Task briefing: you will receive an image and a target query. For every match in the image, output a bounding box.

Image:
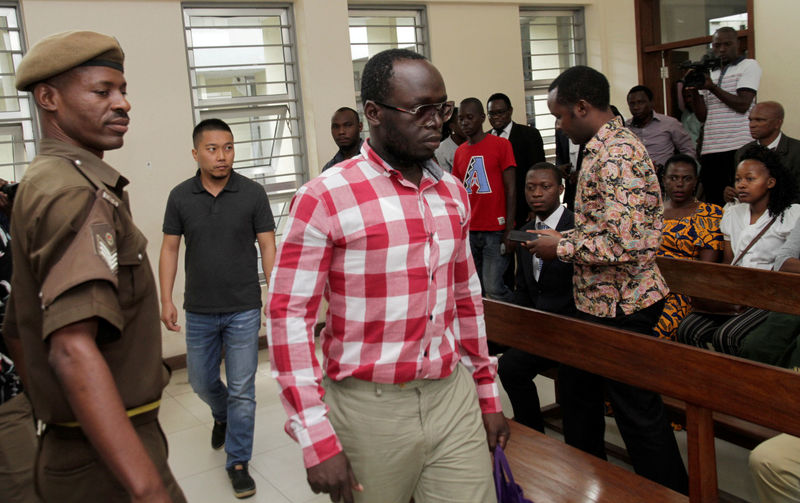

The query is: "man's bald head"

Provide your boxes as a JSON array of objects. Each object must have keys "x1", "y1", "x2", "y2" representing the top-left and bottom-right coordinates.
[
  {"x1": 749, "y1": 101, "x2": 785, "y2": 144},
  {"x1": 753, "y1": 101, "x2": 785, "y2": 121}
]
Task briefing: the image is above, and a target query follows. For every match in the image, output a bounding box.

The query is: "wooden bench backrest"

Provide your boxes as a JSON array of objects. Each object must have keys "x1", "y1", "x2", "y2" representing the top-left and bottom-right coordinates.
[
  {"x1": 656, "y1": 256, "x2": 800, "y2": 316},
  {"x1": 484, "y1": 298, "x2": 800, "y2": 502},
  {"x1": 484, "y1": 299, "x2": 800, "y2": 437}
]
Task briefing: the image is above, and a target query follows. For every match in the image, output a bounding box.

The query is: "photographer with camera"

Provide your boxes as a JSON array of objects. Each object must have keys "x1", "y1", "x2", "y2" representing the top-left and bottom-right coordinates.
[{"x1": 686, "y1": 26, "x2": 762, "y2": 206}]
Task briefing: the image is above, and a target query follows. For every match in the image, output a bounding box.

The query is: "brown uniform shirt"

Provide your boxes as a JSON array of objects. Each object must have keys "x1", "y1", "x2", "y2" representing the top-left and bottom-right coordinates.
[{"x1": 4, "y1": 139, "x2": 168, "y2": 423}]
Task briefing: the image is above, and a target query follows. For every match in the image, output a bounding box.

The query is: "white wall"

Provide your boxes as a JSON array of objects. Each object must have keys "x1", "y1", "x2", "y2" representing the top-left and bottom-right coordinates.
[
  {"x1": 754, "y1": 0, "x2": 800, "y2": 136},
  {"x1": 584, "y1": 0, "x2": 638, "y2": 111},
  {"x1": 428, "y1": 3, "x2": 528, "y2": 124},
  {"x1": 294, "y1": 0, "x2": 355, "y2": 176}
]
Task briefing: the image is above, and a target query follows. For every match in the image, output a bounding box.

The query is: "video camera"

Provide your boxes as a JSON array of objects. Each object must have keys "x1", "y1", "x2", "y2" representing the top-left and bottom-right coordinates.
[{"x1": 680, "y1": 54, "x2": 722, "y2": 88}]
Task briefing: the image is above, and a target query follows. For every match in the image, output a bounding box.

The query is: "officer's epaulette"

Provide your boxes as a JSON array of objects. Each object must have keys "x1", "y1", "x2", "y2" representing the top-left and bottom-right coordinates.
[{"x1": 71, "y1": 158, "x2": 120, "y2": 208}]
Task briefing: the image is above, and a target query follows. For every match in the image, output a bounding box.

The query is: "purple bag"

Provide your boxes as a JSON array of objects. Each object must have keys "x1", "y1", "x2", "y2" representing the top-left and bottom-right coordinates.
[{"x1": 494, "y1": 445, "x2": 533, "y2": 503}]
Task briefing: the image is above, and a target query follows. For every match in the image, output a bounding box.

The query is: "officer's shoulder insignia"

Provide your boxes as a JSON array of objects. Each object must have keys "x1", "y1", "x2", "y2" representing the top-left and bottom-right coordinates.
[
  {"x1": 91, "y1": 223, "x2": 117, "y2": 275},
  {"x1": 101, "y1": 190, "x2": 120, "y2": 208}
]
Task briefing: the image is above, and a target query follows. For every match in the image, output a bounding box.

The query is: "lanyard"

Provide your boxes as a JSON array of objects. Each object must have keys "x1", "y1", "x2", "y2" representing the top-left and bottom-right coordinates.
[{"x1": 716, "y1": 56, "x2": 745, "y2": 87}]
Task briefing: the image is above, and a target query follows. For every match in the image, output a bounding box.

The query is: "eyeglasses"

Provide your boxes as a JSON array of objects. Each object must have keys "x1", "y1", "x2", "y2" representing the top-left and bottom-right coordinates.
[
  {"x1": 372, "y1": 100, "x2": 455, "y2": 123},
  {"x1": 487, "y1": 108, "x2": 510, "y2": 118}
]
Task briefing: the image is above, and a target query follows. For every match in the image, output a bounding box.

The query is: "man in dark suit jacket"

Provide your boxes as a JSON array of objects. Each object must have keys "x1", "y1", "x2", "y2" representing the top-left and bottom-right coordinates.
[
  {"x1": 487, "y1": 93, "x2": 545, "y2": 228},
  {"x1": 731, "y1": 101, "x2": 800, "y2": 202},
  {"x1": 498, "y1": 162, "x2": 575, "y2": 432},
  {"x1": 555, "y1": 128, "x2": 583, "y2": 211}
]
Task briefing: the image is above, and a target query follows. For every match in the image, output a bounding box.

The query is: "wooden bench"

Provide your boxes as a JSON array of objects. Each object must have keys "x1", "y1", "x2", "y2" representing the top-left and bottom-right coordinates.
[
  {"x1": 656, "y1": 256, "x2": 800, "y2": 316},
  {"x1": 535, "y1": 257, "x2": 800, "y2": 452},
  {"x1": 657, "y1": 257, "x2": 800, "y2": 449},
  {"x1": 484, "y1": 289, "x2": 800, "y2": 502},
  {"x1": 505, "y1": 421, "x2": 685, "y2": 502}
]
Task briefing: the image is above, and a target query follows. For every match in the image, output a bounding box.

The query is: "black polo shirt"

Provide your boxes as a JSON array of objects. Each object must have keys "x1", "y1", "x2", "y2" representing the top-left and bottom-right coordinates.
[{"x1": 163, "y1": 171, "x2": 275, "y2": 313}]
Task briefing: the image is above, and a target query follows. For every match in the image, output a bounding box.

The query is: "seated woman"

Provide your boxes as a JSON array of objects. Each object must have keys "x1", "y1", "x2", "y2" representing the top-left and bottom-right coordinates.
[
  {"x1": 739, "y1": 218, "x2": 800, "y2": 367},
  {"x1": 677, "y1": 145, "x2": 800, "y2": 355},
  {"x1": 653, "y1": 154, "x2": 723, "y2": 340}
]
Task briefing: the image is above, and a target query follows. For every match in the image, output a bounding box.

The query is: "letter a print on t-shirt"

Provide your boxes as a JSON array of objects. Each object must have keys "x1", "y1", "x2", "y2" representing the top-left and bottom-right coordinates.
[{"x1": 464, "y1": 156, "x2": 492, "y2": 194}]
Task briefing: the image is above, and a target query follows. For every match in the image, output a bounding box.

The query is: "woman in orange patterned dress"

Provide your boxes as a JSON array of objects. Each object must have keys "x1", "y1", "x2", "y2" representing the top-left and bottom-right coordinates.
[{"x1": 653, "y1": 154, "x2": 724, "y2": 339}]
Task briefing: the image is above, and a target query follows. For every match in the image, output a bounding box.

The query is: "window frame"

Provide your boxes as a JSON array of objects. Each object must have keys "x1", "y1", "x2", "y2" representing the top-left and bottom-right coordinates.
[
  {"x1": 347, "y1": 4, "x2": 428, "y2": 130},
  {"x1": 519, "y1": 7, "x2": 586, "y2": 160},
  {"x1": 182, "y1": 3, "x2": 307, "y2": 280},
  {"x1": 0, "y1": 2, "x2": 37, "y2": 182}
]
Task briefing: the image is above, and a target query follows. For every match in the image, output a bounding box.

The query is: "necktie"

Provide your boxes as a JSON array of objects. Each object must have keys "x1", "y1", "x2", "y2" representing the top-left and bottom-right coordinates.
[
  {"x1": 494, "y1": 128, "x2": 505, "y2": 137},
  {"x1": 533, "y1": 222, "x2": 549, "y2": 281}
]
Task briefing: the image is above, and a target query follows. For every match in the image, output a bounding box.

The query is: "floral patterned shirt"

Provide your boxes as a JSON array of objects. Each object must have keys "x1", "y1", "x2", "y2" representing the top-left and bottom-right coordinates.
[{"x1": 557, "y1": 117, "x2": 668, "y2": 317}]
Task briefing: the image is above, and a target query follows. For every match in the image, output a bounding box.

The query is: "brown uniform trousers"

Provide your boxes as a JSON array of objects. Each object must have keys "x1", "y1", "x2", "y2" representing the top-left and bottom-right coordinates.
[
  {"x1": 0, "y1": 393, "x2": 37, "y2": 503},
  {"x1": 38, "y1": 409, "x2": 184, "y2": 503}
]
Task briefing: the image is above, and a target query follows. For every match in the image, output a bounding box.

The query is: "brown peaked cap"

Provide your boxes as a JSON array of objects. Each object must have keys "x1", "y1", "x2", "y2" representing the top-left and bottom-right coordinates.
[{"x1": 16, "y1": 30, "x2": 124, "y2": 91}]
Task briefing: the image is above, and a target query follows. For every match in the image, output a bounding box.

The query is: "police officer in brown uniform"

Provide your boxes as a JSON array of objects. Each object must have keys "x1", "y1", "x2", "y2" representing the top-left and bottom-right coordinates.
[{"x1": 1, "y1": 31, "x2": 186, "y2": 502}]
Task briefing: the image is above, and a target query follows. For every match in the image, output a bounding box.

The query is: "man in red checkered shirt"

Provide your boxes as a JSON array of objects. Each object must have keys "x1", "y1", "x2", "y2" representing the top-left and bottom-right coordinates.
[{"x1": 267, "y1": 49, "x2": 509, "y2": 503}]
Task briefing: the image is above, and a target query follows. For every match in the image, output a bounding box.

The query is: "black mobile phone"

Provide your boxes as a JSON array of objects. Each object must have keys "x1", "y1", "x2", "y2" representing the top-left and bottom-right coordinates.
[{"x1": 508, "y1": 230, "x2": 539, "y2": 243}]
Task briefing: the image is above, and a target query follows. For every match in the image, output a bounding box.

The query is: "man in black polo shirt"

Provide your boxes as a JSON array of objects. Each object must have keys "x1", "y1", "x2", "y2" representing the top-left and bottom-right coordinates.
[{"x1": 159, "y1": 118, "x2": 276, "y2": 499}]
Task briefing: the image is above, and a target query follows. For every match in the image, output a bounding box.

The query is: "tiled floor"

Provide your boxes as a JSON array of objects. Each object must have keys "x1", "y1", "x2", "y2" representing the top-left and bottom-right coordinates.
[
  {"x1": 161, "y1": 350, "x2": 329, "y2": 503},
  {"x1": 160, "y1": 349, "x2": 758, "y2": 502}
]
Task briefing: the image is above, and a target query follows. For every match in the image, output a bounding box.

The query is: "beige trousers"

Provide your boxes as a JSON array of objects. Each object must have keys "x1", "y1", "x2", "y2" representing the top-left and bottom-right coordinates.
[
  {"x1": 323, "y1": 363, "x2": 496, "y2": 503},
  {"x1": 750, "y1": 434, "x2": 800, "y2": 503}
]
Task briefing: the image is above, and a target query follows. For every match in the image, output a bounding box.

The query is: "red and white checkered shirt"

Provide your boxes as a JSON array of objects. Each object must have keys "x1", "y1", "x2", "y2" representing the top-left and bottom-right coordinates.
[{"x1": 267, "y1": 141, "x2": 501, "y2": 468}]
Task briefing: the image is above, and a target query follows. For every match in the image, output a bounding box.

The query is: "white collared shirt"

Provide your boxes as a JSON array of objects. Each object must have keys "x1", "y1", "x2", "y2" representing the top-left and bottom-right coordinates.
[
  {"x1": 765, "y1": 132, "x2": 783, "y2": 150},
  {"x1": 533, "y1": 205, "x2": 566, "y2": 280},
  {"x1": 568, "y1": 140, "x2": 581, "y2": 172},
  {"x1": 721, "y1": 203, "x2": 800, "y2": 269},
  {"x1": 492, "y1": 121, "x2": 513, "y2": 139}
]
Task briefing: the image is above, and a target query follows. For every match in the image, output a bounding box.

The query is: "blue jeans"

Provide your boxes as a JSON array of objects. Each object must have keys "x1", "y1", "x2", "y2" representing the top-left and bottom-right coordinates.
[
  {"x1": 469, "y1": 231, "x2": 514, "y2": 302},
  {"x1": 185, "y1": 308, "x2": 260, "y2": 469}
]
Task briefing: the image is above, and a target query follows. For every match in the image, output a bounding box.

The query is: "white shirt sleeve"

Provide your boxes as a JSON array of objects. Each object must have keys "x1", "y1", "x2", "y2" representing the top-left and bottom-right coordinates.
[
  {"x1": 736, "y1": 59, "x2": 762, "y2": 91},
  {"x1": 774, "y1": 214, "x2": 800, "y2": 271},
  {"x1": 720, "y1": 203, "x2": 737, "y2": 241}
]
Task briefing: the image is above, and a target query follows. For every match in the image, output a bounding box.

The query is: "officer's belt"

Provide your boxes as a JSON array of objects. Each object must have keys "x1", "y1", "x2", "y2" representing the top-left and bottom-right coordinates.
[{"x1": 52, "y1": 399, "x2": 160, "y2": 428}]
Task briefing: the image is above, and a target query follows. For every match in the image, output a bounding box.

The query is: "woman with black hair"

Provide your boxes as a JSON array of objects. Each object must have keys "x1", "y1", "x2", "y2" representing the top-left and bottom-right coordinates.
[
  {"x1": 677, "y1": 144, "x2": 800, "y2": 355},
  {"x1": 653, "y1": 154, "x2": 724, "y2": 340}
]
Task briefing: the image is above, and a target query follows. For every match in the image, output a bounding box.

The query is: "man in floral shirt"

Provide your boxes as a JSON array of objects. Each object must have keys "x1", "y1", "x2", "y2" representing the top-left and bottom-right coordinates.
[{"x1": 527, "y1": 65, "x2": 688, "y2": 494}]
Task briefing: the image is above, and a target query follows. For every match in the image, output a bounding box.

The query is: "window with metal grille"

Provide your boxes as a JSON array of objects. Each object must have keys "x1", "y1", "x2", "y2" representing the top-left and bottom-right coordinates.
[
  {"x1": 348, "y1": 6, "x2": 427, "y2": 130},
  {"x1": 0, "y1": 3, "x2": 36, "y2": 182},
  {"x1": 183, "y1": 5, "x2": 305, "y2": 280},
  {"x1": 520, "y1": 9, "x2": 585, "y2": 160}
]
